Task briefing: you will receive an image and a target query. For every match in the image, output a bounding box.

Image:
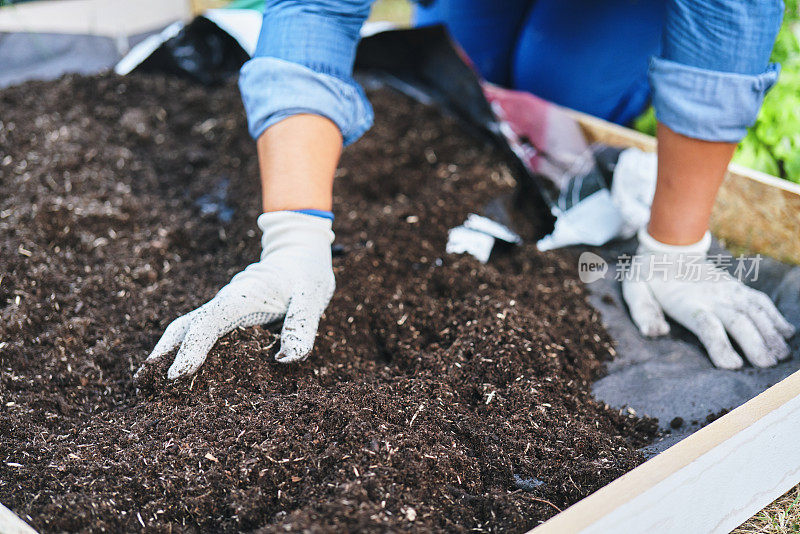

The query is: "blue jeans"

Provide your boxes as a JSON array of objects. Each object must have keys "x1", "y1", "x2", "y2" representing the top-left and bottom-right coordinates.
[
  {"x1": 416, "y1": 0, "x2": 665, "y2": 126},
  {"x1": 239, "y1": 0, "x2": 783, "y2": 145}
]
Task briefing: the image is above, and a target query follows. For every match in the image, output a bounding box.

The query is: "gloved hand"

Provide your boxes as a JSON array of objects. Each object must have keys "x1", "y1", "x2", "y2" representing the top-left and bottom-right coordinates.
[
  {"x1": 136, "y1": 211, "x2": 335, "y2": 380},
  {"x1": 622, "y1": 228, "x2": 795, "y2": 369}
]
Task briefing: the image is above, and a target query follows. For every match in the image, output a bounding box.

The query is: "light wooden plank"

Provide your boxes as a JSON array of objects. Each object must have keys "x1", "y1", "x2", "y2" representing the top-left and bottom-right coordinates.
[
  {"x1": 530, "y1": 369, "x2": 800, "y2": 534},
  {"x1": 565, "y1": 109, "x2": 800, "y2": 265},
  {"x1": 566, "y1": 110, "x2": 657, "y2": 152},
  {"x1": 0, "y1": 0, "x2": 191, "y2": 37},
  {"x1": 713, "y1": 163, "x2": 800, "y2": 265},
  {"x1": 0, "y1": 503, "x2": 38, "y2": 534}
]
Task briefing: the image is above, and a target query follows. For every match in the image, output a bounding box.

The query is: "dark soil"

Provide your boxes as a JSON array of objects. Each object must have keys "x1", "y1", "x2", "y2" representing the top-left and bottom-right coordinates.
[{"x1": 0, "y1": 73, "x2": 656, "y2": 533}]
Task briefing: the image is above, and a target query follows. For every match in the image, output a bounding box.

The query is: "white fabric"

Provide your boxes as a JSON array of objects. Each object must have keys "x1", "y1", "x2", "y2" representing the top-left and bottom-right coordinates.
[
  {"x1": 536, "y1": 148, "x2": 659, "y2": 251},
  {"x1": 202, "y1": 9, "x2": 263, "y2": 56},
  {"x1": 137, "y1": 211, "x2": 335, "y2": 380},
  {"x1": 610, "y1": 147, "x2": 658, "y2": 238},
  {"x1": 446, "y1": 226, "x2": 496, "y2": 264},
  {"x1": 446, "y1": 214, "x2": 521, "y2": 263},
  {"x1": 463, "y1": 213, "x2": 521, "y2": 243},
  {"x1": 536, "y1": 189, "x2": 624, "y2": 251},
  {"x1": 622, "y1": 227, "x2": 795, "y2": 369}
]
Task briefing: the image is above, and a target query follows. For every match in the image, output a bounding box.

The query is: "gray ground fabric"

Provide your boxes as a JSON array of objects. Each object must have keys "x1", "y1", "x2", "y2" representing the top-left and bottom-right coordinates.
[
  {"x1": 0, "y1": 30, "x2": 158, "y2": 89},
  {"x1": 584, "y1": 238, "x2": 800, "y2": 454}
]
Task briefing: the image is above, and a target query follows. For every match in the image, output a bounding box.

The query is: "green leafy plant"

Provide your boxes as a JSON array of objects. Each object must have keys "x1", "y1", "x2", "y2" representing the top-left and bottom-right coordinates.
[{"x1": 632, "y1": 106, "x2": 656, "y2": 137}]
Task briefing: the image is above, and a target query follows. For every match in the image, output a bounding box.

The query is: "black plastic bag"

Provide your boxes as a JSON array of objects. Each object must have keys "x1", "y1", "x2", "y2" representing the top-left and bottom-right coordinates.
[{"x1": 134, "y1": 17, "x2": 249, "y2": 86}]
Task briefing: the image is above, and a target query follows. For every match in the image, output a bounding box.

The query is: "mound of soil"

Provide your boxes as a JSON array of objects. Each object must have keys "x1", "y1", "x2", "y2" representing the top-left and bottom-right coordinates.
[{"x1": 0, "y1": 74, "x2": 656, "y2": 533}]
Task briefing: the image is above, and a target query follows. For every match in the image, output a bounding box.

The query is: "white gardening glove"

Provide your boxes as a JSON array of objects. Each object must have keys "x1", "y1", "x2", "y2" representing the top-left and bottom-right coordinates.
[
  {"x1": 610, "y1": 148, "x2": 658, "y2": 238},
  {"x1": 621, "y1": 228, "x2": 795, "y2": 369},
  {"x1": 137, "y1": 211, "x2": 335, "y2": 380}
]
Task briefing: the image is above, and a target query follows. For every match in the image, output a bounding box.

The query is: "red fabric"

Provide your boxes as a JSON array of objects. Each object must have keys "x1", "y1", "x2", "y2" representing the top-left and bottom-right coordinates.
[{"x1": 482, "y1": 82, "x2": 588, "y2": 189}]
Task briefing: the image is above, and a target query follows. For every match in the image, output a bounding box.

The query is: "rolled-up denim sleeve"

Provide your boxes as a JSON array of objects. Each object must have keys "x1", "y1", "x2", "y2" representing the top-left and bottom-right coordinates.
[
  {"x1": 238, "y1": 0, "x2": 374, "y2": 146},
  {"x1": 649, "y1": 0, "x2": 784, "y2": 142}
]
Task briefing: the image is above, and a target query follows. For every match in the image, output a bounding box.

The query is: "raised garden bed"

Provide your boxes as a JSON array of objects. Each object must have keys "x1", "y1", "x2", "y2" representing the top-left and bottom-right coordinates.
[{"x1": 0, "y1": 73, "x2": 657, "y2": 532}]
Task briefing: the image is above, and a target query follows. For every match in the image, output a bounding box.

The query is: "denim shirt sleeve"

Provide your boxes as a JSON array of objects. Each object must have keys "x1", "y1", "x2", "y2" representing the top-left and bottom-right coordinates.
[
  {"x1": 649, "y1": 0, "x2": 784, "y2": 143},
  {"x1": 238, "y1": 0, "x2": 374, "y2": 146}
]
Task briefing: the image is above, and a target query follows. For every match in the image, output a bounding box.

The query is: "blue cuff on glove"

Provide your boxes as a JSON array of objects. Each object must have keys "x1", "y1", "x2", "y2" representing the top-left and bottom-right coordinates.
[{"x1": 292, "y1": 209, "x2": 334, "y2": 221}]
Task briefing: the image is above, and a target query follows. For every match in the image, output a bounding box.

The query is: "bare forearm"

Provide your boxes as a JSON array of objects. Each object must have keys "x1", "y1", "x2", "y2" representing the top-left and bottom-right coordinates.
[
  {"x1": 647, "y1": 122, "x2": 736, "y2": 245},
  {"x1": 257, "y1": 114, "x2": 343, "y2": 213}
]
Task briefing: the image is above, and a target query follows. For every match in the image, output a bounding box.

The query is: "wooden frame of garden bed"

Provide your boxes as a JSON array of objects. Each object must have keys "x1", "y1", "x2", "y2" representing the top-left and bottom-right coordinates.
[
  {"x1": 570, "y1": 110, "x2": 800, "y2": 265},
  {"x1": 530, "y1": 368, "x2": 800, "y2": 534},
  {"x1": 528, "y1": 112, "x2": 800, "y2": 534},
  {"x1": 0, "y1": 503, "x2": 36, "y2": 534}
]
